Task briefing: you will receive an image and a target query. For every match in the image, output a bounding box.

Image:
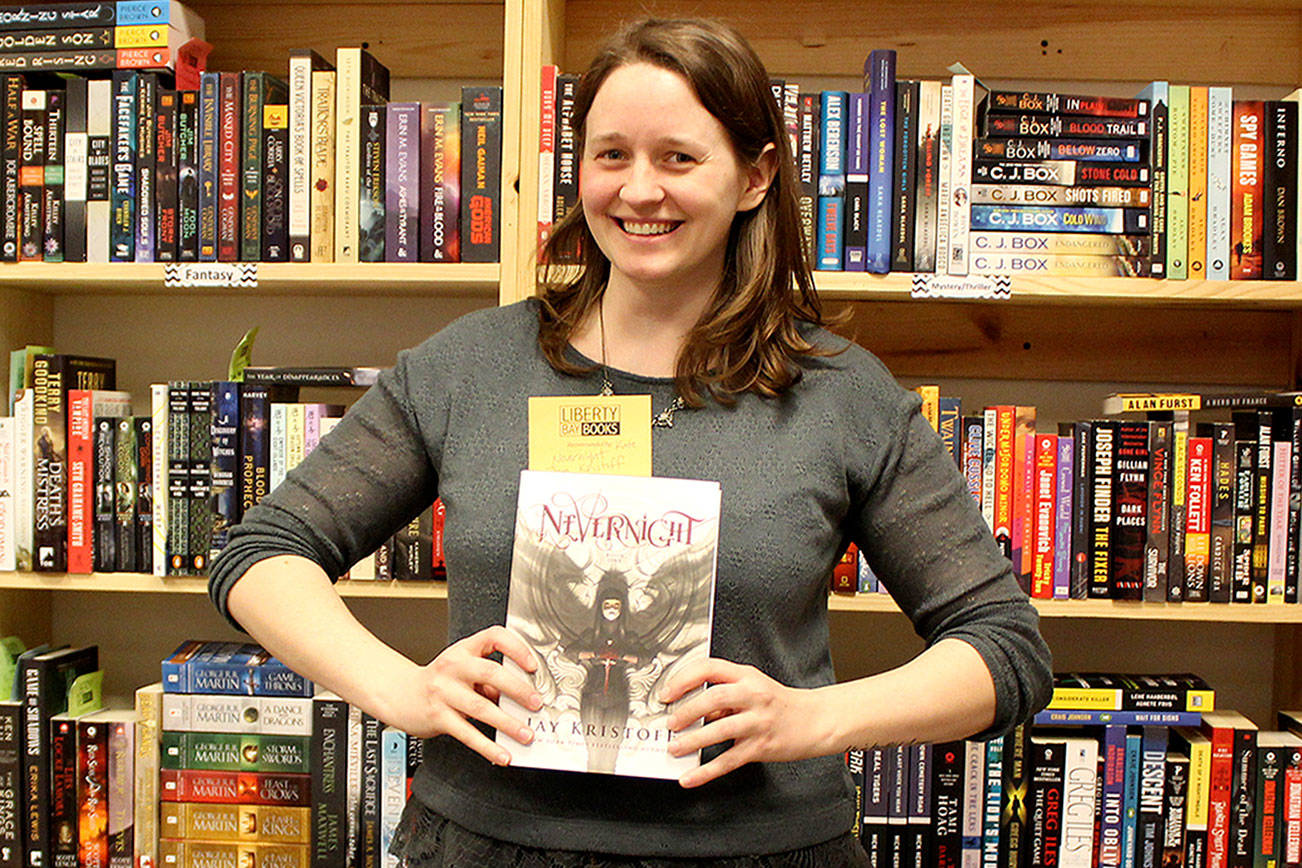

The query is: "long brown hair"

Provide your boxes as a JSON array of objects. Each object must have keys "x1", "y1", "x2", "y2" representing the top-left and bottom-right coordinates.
[{"x1": 536, "y1": 18, "x2": 840, "y2": 407}]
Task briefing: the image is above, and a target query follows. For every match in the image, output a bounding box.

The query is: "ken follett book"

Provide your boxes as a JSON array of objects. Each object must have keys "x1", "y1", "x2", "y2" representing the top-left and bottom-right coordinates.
[{"x1": 498, "y1": 470, "x2": 720, "y2": 780}]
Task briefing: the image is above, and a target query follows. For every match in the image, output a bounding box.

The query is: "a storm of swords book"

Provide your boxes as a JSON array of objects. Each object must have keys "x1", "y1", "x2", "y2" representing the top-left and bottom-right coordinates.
[{"x1": 498, "y1": 470, "x2": 720, "y2": 779}]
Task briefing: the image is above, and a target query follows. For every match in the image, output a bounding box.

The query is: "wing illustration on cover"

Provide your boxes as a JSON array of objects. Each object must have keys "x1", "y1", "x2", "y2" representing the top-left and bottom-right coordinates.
[{"x1": 509, "y1": 530, "x2": 714, "y2": 772}]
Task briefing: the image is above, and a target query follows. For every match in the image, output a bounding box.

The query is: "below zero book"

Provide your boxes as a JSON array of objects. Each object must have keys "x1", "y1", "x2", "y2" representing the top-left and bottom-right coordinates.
[{"x1": 498, "y1": 470, "x2": 720, "y2": 780}]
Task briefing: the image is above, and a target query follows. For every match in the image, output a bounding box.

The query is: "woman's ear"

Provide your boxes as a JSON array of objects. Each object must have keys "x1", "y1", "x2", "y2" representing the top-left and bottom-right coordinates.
[{"x1": 737, "y1": 142, "x2": 778, "y2": 212}]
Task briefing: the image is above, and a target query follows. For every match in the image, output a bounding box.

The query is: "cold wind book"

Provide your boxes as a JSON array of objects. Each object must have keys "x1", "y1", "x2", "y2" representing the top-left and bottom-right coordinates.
[{"x1": 497, "y1": 469, "x2": 720, "y2": 779}]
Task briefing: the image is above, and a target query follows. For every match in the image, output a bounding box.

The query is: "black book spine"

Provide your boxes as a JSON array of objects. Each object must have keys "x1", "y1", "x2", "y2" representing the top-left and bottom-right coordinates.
[
  {"x1": 113, "y1": 416, "x2": 137, "y2": 573},
  {"x1": 551, "y1": 74, "x2": 578, "y2": 235},
  {"x1": 165, "y1": 381, "x2": 190, "y2": 576},
  {"x1": 1089, "y1": 420, "x2": 1117, "y2": 598},
  {"x1": 1263, "y1": 101, "x2": 1297, "y2": 280},
  {"x1": 134, "y1": 71, "x2": 156, "y2": 262},
  {"x1": 358, "y1": 104, "x2": 383, "y2": 262},
  {"x1": 890, "y1": 79, "x2": 918, "y2": 272},
  {"x1": 187, "y1": 381, "x2": 213, "y2": 575},
  {"x1": 1249, "y1": 410, "x2": 1272, "y2": 603},
  {"x1": 0, "y1": 5, "x2": 116, "y2": 31},
  {"x1": 0, "y1": 700, "x2": 19, "y2": 868},
  {"x1": 18, "y1": 86, "x2": 45, "y2": 262},
  {"x1": 1, "y1": 73, "x2": 20, "y2": 261},
  {"x1": 997, "y1": 723, "x2": 1031, "y2": 868},
  {"x1": 1112, "y1": 420, "x2": 1150, "y2": 600},
  {"x1": 1230, "y1": 429, "x2": 1255, "y2": 603},
  {"x1": 1069, "y1": 420, "x2": 1094, "y2": 599},
  {"x1": 797, "y1": 91, "x2": 819, "y2": 267},
  {"x1": 260, "y1": 103, "x2": 289, "y2": 261},
  {"x1": 176, "y1": 89, "x2": 198, "y2": 260},
  {"x1": 154, "y1": 89, "x2": 177, "y2": 262},
  {"x1": 1201, "y1": 422, "x2": 1236, "y2": 603},
  {"x1": 92, "y1": 416, "x2": 116, "y2": 572},
  {"x1": 40, "y1": 87, "x2": 62, "y2": 262},
  {"x1": 1162, "y1": 753, "x2": 1189, "y2": 867},
  {"x1": 1148, "y1": 91, "x2": 1168, "y2": 278},
  {"x1": 1144, "y1": 421, "x2": 1173, "y2": 602},
  {"x1": 0, "y1": 28, "x2": 112, "y2": 53},
  {"x1": 310, "y1": 695, "x2": 348, "y2": 868},
  {"x1": 134, "y1": 415, "x2": 152, "y2": 573},
  {"x1": 1138, "y1": 727, "x2": 1168, "y2": 868},
  {"x1": 1227, "y1": 728, "x2": 1257, "y2": 868},
  {"x1": 47, "y1": 717, "x2": 77, "y2": 868},
  {"x1": 109, "y1": 70, "x2": 136, "y2": 261},
  {"x1": 460, "y1": 85, "x2": 501, "y2": 263}
]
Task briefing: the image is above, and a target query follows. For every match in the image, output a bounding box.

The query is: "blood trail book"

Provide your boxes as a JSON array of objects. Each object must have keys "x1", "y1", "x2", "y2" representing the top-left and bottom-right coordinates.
[{"x1": 498, "y1": 470, "x2": 720, "y2": 779}]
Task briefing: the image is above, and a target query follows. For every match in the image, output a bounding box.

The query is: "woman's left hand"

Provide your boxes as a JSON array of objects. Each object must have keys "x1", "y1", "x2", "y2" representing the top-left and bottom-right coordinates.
[{"x1": 659, "y1": 658, "x2": 833, "y2": 789}]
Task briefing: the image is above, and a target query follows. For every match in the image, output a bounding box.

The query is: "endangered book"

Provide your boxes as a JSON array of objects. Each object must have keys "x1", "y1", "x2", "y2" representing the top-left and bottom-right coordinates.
[{"x1": 498, "y1": 470, "x2": 721, "y2": 779}]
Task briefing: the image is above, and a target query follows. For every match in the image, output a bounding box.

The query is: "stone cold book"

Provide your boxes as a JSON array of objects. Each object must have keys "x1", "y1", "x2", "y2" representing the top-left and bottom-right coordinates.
[{"x1": 498, "y1": 470, "x2": 720, "y2": 779}]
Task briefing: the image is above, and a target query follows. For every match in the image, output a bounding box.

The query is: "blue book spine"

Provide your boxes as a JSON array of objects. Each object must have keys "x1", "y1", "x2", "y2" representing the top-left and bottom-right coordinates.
[
  {"x1": 1138, "y1": 726, "x2": 1170, "y2": 868},
  {"x1": 109, "y1": 70, "x2": 136, "y2": 261},
  {"x1": 1122, "y1": 731, "x2": 1143, "y2": 868},
  {"x1": 1206, "y1": 86, "x2": 1232, "y2": 281},
  {"x1": 843, "y1": 92, "x2": 868, "y2": 270},
  {"x1": 198, "y1": 71, "x2": 219, "y2": 261},
  {"x1": 1054, "y1": 435, "x2": 1074, "y2": 599},
  {"x1": 864, "y1": 48, "x2": 896, "y2": 273},
  {"x1": 937, "y1": 396, "x2": 962, "y2": 465},
  {"x1": 1099, "y1": 724, "x2": 1127, "y2": 868},
  {"x1": 209, "y1": 381, "x2": 240, "y2": 559},
  {"x1": 815, "y1": 90, "x2": 846, "y2": 270},
  {"x1": 970, "y1": 204, "x2": 1149, "y2": 235},
  {"x1": 380, "y1": 727, "x2": 406, "y2": 868}
]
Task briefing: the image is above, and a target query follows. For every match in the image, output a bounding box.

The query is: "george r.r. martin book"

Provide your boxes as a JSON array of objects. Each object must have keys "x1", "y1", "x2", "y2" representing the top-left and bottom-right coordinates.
[{"x1": 498, "y1": 470, "x2": 720, "y2": 779}]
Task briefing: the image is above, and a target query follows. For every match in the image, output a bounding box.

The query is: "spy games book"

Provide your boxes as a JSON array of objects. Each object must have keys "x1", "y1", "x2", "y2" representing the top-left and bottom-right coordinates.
[{"x1": 499, "y1": 470, "x2": 720, "y2": 779}]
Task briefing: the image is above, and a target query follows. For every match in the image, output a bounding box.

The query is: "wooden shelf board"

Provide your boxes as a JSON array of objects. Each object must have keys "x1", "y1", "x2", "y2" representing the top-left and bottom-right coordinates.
[
  {"x1": 813, "y1": 273, "x2": 1302, "y2": 306},
  {"x1": 0, "y1": 263, "x2": 500, "y2": 296},
  {"x1": 7, "y1": 574, "x2": 1300, "y2": 621}
]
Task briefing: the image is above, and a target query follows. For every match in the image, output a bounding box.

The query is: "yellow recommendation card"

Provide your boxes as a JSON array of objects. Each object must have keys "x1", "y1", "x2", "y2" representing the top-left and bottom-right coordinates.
[{"x1": 528, "y1": 394, "x2": 652, "y2": 476}]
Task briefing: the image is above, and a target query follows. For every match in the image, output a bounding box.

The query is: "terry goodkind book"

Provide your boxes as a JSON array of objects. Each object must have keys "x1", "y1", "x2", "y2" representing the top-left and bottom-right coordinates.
[{"x1": 498, "y1": 470, "x2": 720, "y2": 779}]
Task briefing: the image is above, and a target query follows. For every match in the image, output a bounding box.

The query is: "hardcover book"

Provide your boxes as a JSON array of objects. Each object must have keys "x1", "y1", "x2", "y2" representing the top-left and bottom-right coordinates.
[{"x1": 498, "y1": 470, "x2": 720, "y2": 779}]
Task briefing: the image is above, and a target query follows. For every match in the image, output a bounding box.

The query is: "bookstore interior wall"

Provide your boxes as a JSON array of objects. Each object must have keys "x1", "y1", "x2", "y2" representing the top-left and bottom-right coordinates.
[{"x1": 5, "y1": 0, "x2": 1302, "y2": 733}]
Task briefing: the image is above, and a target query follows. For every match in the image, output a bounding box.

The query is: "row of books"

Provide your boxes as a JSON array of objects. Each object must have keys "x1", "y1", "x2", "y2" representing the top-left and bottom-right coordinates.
[
  {"x1": 835, "y1": 388, "x2": 1302, "y2": 604},
  {"x1": 0, "y1": 48, "x2": 503, "y2": 265},
  {"x1": 543, "y1": 47, "x2": 1302, "y2": 282}
]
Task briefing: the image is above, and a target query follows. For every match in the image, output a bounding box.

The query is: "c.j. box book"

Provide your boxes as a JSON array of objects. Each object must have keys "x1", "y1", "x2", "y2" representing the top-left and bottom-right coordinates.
[{"x1": 498, "y1": 470, "x2": 721, "y2": 779}]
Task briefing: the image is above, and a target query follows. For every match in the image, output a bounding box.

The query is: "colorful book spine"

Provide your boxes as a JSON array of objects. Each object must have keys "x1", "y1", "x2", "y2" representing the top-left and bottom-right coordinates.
[
  {"x1": 134, "y1": 71, "x2": 156, "y2": 262},
  {"x1": 155, "y1": 88, "x2": 178, "y2": 261},
  {"x1": 109, "y1": 71, "x2": 136, "y2": 260},
  {"x1": 419, "y1": 101, "x2": 458, "y2": 262},
  {"x1": 863, "y1": 49, "x2": 894, "y2": 273},
  {"x1": 358, "y1": 103, "x2": 384, "y2": 262},
  {"x1": 1166, "y1": 84, "x2": 1190, "y2": 279},
  {"x1": 197, "y1": 71, "x2": 218, "y2": 260},
  {"x1": 459, "y1": 85, "x2": 500, "y2": 263},
  {"x1": 536, "y1": 63, "x2": 556, "y2": 252},
  {"x1": 18, "y1": 87, "x2": 46, "y2": 262},
  {"x1": 1231, "y1": 100, "x2": 1265, "y2": 279},
  {"x1": 384, "y1": 102, "x2": 419, "y2": 261},
  {"x1": 1206, "y1": 86, "x2": 1233, "y2": 281},
  {"x1": 261, "y1": 103, "x2": 289, "y2": 260},
  {"x1": 1187, "y1": 85, "x2": 1208, "y2": 279},
  {"x1": 913, "y1": 79, "x2": 941, "y2": 272},
  {"x1": 816, "y1": 90, "x2": 847, "y2": 271},
  {"x1": 216, "y1": 72, "x2": 240, "y2": 262}
]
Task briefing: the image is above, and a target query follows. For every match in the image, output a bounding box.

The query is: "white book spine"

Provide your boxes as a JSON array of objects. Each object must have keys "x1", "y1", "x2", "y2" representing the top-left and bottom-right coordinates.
[
  {"x1": 333, "y1": 47, "x2": 361, "y2": 263},
  {"x1": 13, "y1": 389, "x2": 33, "y2": 571},
  {"x1": 1060, "y1": 737, "x2": 1100, "y2": 868},
  {"x1": 288, "y1": 53, "x2": 313, "y2": 261},
  {"x1": 151, "y1": 383, "x2": 168, "y2": 576},
  {"x1": 936, "y1": 84, "x2": 953, "y2": 280},
  {"x1": 162, "y1": 692, "x2": 313, "y2": 735},
  {"x1": 946, "y1": 74, "x2": 974, "y2": 276},
  {"x1": 1206, "y1": 86, "x2": 1233, "y2": 280},
  {"x1": 960, "y1": 740, "x2": 985, "y2": 868},
  {"x1": 269, "y1": 402, "x2": 288, "y2": 493},
  {"x1": 0, "y1": 417, "x2": 13, "y2": 571},
  {"x1": 913, "y1": 79, "x2": 942, "y2": 272},
  {"x1": 87, "y1": 78, "x2": 113, "y2": 263}
]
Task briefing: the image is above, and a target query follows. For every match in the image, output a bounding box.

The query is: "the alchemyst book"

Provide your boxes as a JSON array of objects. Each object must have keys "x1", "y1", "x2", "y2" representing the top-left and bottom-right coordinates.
[{"x1": 498, "y1": 470, "x2": 720, "y2": 780}]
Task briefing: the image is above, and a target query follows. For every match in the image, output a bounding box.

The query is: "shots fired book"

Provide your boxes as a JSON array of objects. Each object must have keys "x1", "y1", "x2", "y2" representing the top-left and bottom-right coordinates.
[{"x1": 498, "y1": 470, "x2": 720, "y2": 779}]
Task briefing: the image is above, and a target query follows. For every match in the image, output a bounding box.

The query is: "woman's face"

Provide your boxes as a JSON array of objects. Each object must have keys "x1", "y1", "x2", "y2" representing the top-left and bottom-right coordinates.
[{"x1": 580, "y1": 62, "x2": 772, "y2": 298}]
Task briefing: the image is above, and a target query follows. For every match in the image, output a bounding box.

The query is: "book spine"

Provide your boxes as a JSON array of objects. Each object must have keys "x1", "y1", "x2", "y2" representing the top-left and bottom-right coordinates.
[
  {"x1": 113, "y1": 417, "x2": 137, "y2": 572},
  {"x1": 32, "y1": 355, "x2": 68, "y2": 571},
  {"x1": 913, "y1": 80, "x2": 941, "y2": 272},
  {"x1": 309, "y1": 68, "x2": 335, "y2": 262},
  {"x1": 419, "y1": 102, "x2": 458, "y2": 262},
  {"x1": 971, "y1": 183, "x2": 1151, "y2": 207},
  {"x1": 240, "y1": 71, "x2": 266, "y2": 262},
  {"x1": 159, "y1": 769, "x2": 311, "y2": 806},
  {"x1": 64, "y1": 79, "x2": 88, "y2": 263},
  {"x1": 216, "y1": 72, "x2": 240, "y2": 262},
  {"x1": 134, "y1": 72, "x2": 155, "y2": 262},
  {"x1": 1, "y1": 74, "x2": 20, "y2": 261},
  {"x1": 92, "y1": 417, "x2": 116, "y2": 572},
  {"x1": 1031, "y1": 433, "x2": 1057, "y2": 599},
  {"x1": 150, "y1": 383, "x2": 168, "y2": 576},
  {"x1": 1267, "y1": 411, "x2": 1292, "y2": 604},
  {"x1": 333, "y1": 48, "x2": 360, "y2": 263},
  {"x1": 816, "y1": 90, "x2": 847, "y2": 271},
  {"x1": 992, "y1": 405, "x2": 1015, "y2": 563},
  {"x1": 176, "y1": 89, "x2": 198, "y2": 261},
  {"x1": 0, "y1": 418, "x2": 12, "y2": 571},
  {"x1": 383, "y1": 102, "x2": 418, "y2": 262},
  {"x1": 890, "y1": 79, "x2": 917, "y2": 272},
  {"x1": 1231, "y1": 101, "x2": 1265, "y2": 279},
  {"x1": 1169, "y1": 413, "x2": 1191, "y2": 598},
  {"x1": 982, "y1": 113, "x2": 1150, "y2": 138},
  {"x1": 77, "y1": 716, "x2": 109, "y2": 868},
  {"x1": 1184, "y1": 436, "x2": 1213, "y2": 602},
  {"x1": 49, "y1": 717, "x2": 78, "y2": 868},
  {"x1": 165, "y1": 381, "x2": 190, "y2": 576},
  {"x1": 1061, "y1": 738, "x2": 1099, "y2": 868},
  {"x1": 969, "y1": 204, "x2": 1149, "y2": 234},
  {"x1": 551, "y1": 73, "x2": 578, "y2": 246},
  {"x1": 66, "y1": 391, "x2": 93, "y2": 574},
  {"x1": 981, "y1": 737, "x2": 1003, "y2": 868},
  {"x1": 0, "y1": 701, "x2": 19, "y2": 868},
  {"x1": 197, "y1": 72, "x2": 218, "y2": 261},
  {"x1": 963, "y1": 415, "x2": 984, "y2": 508},
  {"x1": 1138, "y1": 726, "x2": 1169, "y2": 868},
  {"x1": 1123, "y1": 731, "x2": 1144, "y2": 868},
  {"x1": 1251, "y1": 410, "x2": 1272, "y2": 602},
  {"x1": 1287, "y1": 410, "x2": 1302, "y2": 604},
  {"x1": 356, "y1": 103, "x2": 383, "y2": 261},
  {"x1": 969, "y1": 252, "x2": 1149, "y2": 277},
  {"x1": 932, "y1": 741, "x2": 964, "y2": 868},
  {"x1": 105, "y1": 720, "x2": 132, "y2": 868},
  {"x1": 160, "y1": 803, "x2": 310, "y2": 844},
  {"x1": 84, "y1": 79, "x2": 110, "y2": 262},
  {"x1": 1205, "y1": 422, "x2": 1235, "y2": 603},
  {"x1": 379, "y1": 728, "x2": 404, "y2": 868},
  {"x1": 1054, "y1": 431, "x2": 1074, "y2": 599},
  {"x1": 862, "y1": 50, "x2": 894, "y2": 273},
  {"x1": 1207, "y1": 87, "x2": 1233, "y2": 280},
  {"x1": 1142, "y1": 82, "x2": 1169, "y2": 278},
  {"x1": 310, "y1": 695, "x2": 348, "y2": 868},
  {"x1": 1228, "y1": 728, "x2": 1256, "y2": 868},
  {"x1": 133, "y1": 416, "x2": 152, "y2": 573},
  {"x1": 841, "y1": 91, "x2": 867, "y2": 271},
  {"x1": 1204, "y1": 723, "x2": 1234, "y2": 868},
  {"x1": 797, "y1": 91, "x2": 819, "y2": 266},
  {"x1": 960, "y1": 741, "x2": 984, "y2": 868},
  {"x1": 18, "y1": 87, "x2": 45, "y2": 262},
  {"x1": 355, "y1": 716, "x2": 380, "y2": 868},
  {"x1": 287, "y1": 53, "x2": 314, "y2": 261},
  {"x1": 1167, "y1": 84, "x2": 1190, "y2": 279},
  {"x1": 998, "y1": 726, "x2": 1029, "y2": 868},
  {"x1": 1188, "y1": 85, "x2": 1209, "y2": 279},
  {"x1": 987, "y1": 91, "x2": 1151, "y2": 117},
  {"x1": 208, "y1": 382, "x2": 239, "y2": 562},
  {"x1": 161, "y1": 732, "x2": 310, "y2": 774},
  {"x1": 1232, "y1": 425, "x2": 1256, "y2": 603},
  {"x1": 977, "y1": 136, "x2": 1146, "y2": 163},
  {"x1": 1264, "y1": 101, "x2": 1298, "y2": 280},
  {"x1": 459, "y1": 86, "x2": 501, "y2": 263},
  {"x1": 1100, "y1": 725, "x2": 1128, "y2": 868},
  {"x1": 942, "y1": 76, "x2": 973, "y2": 277},
  {"x1": 261, "y1": 103, "x2": 289, "y2": 261},
  {"x1": 187, "y1": 381, "x2": 212, "y2": 575},
  {"x1": 536, "y1": 64, "x2": 555, "y2": 253},
  {"x1": 1089, "y1": 420, "x2": 1117, "y2": 598},
  {"x1": 154, "y1": 89, "x2": 178, "y2": 261},
  {"x1": 1145, "y1": 421, "x2": 1173, "y2": 602}
]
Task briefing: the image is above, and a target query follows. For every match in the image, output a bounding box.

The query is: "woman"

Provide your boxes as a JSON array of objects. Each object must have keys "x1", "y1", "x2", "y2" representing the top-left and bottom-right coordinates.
[{"x1": 209, "y1": 17, "x2": 1052, "y2": 866}]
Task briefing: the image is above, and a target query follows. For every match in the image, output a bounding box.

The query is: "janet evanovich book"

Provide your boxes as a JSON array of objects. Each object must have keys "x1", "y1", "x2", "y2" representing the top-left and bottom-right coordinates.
[{"x1": 498, "y1": 469, "x2": 720, "y2": 779}]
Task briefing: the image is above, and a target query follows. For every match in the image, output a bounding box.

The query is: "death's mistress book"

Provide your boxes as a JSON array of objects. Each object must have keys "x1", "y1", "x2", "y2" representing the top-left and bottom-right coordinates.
[{"x1": 498, "y1": 470, "x2": 721, "y2": 779}]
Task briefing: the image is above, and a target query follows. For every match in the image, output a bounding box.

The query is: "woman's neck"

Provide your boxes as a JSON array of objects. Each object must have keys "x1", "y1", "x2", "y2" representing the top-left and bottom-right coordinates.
[{"x1": 573, "y1": 280, "x2": 714, "y2": 379}]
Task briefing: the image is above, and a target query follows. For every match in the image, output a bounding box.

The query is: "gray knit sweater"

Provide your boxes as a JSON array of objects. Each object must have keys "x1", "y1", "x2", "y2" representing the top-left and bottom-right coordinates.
[{"x1": 209, "y1": 299, "x2": 1052, "y2": 857}]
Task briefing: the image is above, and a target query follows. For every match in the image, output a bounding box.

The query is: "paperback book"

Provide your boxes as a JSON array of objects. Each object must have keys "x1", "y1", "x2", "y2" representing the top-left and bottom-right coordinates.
[{"x1": 498, "y1": 469, "x2": 720, "y2": 779}]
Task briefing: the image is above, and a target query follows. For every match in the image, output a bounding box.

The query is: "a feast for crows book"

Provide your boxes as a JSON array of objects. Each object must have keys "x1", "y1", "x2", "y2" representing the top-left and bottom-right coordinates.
[{"x1": 498, "y1": 469, "x2": 720, "y2": 779}]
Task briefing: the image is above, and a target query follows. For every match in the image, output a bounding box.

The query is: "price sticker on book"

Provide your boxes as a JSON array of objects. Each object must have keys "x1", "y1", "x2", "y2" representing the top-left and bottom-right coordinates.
[{"x1": 528, "y1": 395, "x2": 652, "y2": 476}]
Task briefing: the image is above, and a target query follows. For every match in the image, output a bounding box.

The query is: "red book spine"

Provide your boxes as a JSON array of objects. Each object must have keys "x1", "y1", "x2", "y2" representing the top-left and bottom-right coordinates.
[
  {"x1": 217, "y1": 72, "x2": 240, "y2": 262},
  {"x1": 1185, "y1": 437, "x2": 1213, "y2": 597},
  {"x1": 77, "y1": 718, "x2": 108, "y2": 868},
  {"x1": 66, "y1": 390, "x2": 93, "y2": 574},
  {"x1": 1031, "y1": 433, "x2": 1058, "y2": 598},
  {"x1": 537, "y1": 64, "x2": 556, "y2": 253},
  {"x1": 1203, "y1": 723, "x2": 1234, "y2": 868},
  {"x1": 831, "y1": 542, "x2": 858, "y2": 594},
  {"x1": 1231, "y1": 101, "x2": 1264, "y2": 279}
]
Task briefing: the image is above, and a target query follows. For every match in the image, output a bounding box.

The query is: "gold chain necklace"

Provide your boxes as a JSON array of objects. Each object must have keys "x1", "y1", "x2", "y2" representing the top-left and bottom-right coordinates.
[{"x1": 598, "y1": 302, "x2": 688, "y2": 429}]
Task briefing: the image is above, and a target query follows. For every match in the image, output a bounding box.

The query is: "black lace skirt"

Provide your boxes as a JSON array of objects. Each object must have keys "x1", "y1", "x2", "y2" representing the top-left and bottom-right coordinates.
[{"x1": 390, "y1": 800, "x2": 871, "y2": 868}]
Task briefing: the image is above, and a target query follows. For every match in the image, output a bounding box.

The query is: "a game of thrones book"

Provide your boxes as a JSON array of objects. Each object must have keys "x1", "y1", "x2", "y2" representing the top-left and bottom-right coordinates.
[{"x1": 498, "y1": 470, "x2": 721, "y2": 779}]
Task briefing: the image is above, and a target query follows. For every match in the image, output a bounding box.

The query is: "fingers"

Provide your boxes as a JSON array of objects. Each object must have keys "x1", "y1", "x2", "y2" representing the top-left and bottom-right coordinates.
[
  {"x1": 464, "y1": 624, "x2": 539, "y2": 673},
  {"x1": 659, "y1": 657, "x2": 745, "y2": 704},
  {"x1": 678, "y1": 742, "x2": 751, "y2": 789}
]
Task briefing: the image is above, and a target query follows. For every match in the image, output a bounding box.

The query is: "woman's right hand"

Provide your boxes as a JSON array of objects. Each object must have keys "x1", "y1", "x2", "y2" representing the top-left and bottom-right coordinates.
[{"x1": 381, "y1": 625, "x2": 543, "y2": 766}]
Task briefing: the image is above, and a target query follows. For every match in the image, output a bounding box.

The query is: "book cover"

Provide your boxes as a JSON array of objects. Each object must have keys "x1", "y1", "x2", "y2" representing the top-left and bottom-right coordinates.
[
  {"x1": 1264, "y1": 101, "x2": 1298, "y2": 281},
  {"x1": 498, "y1": 470, "x2": 720, "y2": 779},
  {"x1": 419, "y1": 102, "x2": 458, "y2": 262},
  {"x1": 358, "y1": 103, "x2": 384, "y2": 262},
  {"x1": 309, "y1": 67, "x2": 335, "y2": 262},
  {"x1": 334, "y1": 47, "x2": 390, "y2": 264},
  {"x1": 1167, "y1": 84, "x2": 1190, "y2": 280},
  {"x1": 217, "y1": 72, "x2": 240, "y2": 261},
  {"x1": 197, "y1": 71, "x2": 218, "y2": 260},
  {"x1": 383, "y1": 102, "x2": 419, "y2": 262},
  {"x1": 155, "y1": 88, "x2": 178, "y2": 261},
  {"x1": 890, "y1": 79, "x2": 918, "y2": 273},
  {"x1": 176, "y1": 88, "x2": 198, "y2": 260},
  {"x1": 260, "y1": 103, "x2": 289, "y2": 261},
  {"x1": 287, "y1": 49, "x2": 331, "y2": 262},
  {"x1": 459, "y1": 85, "x2": 501, "y2": 263},
  {"x1": 1207, "y1": 87, "x2": 1233, "y2": 281},
  {"x1": 1231, "y1": 101, "x2": 1264, "y2": 279}
]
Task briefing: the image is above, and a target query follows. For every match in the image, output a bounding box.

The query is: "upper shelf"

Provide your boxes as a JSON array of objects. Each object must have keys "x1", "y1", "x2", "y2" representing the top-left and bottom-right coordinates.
[{"x1": 6, "y1": 572, "x2": 1302, "y2": 623}]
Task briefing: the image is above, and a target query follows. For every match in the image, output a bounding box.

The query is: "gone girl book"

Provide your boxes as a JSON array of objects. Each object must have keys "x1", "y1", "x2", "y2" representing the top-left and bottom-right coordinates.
[{"x1": 498, "y1": 470, "x2": 720, "y2": 779}]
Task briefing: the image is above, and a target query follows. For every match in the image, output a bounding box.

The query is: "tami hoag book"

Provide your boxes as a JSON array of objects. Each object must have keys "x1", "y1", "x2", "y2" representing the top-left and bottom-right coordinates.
[{"x1": 498, "y1": 470, "x2": 720, "y2": 779}]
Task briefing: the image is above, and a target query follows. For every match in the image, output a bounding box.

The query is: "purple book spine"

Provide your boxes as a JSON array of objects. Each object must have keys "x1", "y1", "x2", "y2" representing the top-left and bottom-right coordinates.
[
  {"x1": 1054, "y1": 434, "x2": 1074, "y2": 599},
  {"x1": 385, "y1": 102, "x2": 420, "y2": 261},
  {"x1": 843, "y1": 91, "x2": 868, "y2": 271}
]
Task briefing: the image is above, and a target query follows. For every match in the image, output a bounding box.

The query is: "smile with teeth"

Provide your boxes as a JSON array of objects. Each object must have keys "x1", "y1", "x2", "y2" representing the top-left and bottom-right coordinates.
[{"x1": 617, "y1": 218, "x2": 681, "y2": 236}]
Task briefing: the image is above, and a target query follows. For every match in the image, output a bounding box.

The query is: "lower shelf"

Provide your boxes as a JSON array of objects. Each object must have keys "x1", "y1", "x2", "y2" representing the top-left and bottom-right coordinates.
[{"x1": 5, "y1": 573, "x2": 1302, "y2": 622}]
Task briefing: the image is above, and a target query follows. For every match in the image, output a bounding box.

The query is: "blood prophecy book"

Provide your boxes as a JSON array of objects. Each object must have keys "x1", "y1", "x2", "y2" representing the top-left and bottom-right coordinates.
[{"x1": 498, "y1": 470, "x2": 720, "y2": 779}]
